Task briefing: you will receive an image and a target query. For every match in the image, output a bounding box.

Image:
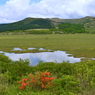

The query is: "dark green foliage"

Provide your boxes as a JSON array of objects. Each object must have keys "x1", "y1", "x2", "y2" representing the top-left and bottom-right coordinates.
[
  {"x1": 55, "y1": 62, "x2": 75, "y2": 75},
  {"x1": 0, "y1": 18, "x2": 54, "y2": 32},
  {"x1": 58, "y1": 23, "x2": 83, "y2": 29},
  {"x1": 53, "y1": 75, "x2": 81, "y2": 95},
  {"x1": 36, "y1": 62, "x2": 57, "y2": 72},
  {"x1": 0, "y1": 54, "x2": 12, "y2": 63},
  {"x1": 57, "y1": 23, "x2": 86, "y2": 34},
  {"x1": 0, "y1": 56, "x2": 34, "y2": 82},
  {"x1": 0, "y1": 24, "x2": 7, "y2": 28}
]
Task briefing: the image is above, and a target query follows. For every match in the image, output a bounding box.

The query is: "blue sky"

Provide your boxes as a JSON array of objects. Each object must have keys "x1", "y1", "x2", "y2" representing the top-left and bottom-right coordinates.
[
  {"x1": 0, "y1": 0, "x2": 95, "y2": 23},
  {"x1": 0, "y1": 0, "x2": 41, "y2": 5},
  {"x1": 0, "y1": 0, "x2": 7, "y2": 5}
]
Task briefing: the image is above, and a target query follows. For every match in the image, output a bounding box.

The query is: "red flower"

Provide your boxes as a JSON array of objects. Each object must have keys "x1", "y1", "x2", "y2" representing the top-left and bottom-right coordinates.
[
  {"x1": 45, "y1": 72, "x2": 50, "y2": 76},
  {"x1": 18, "y1": 71, "x2": 55, "y2": 90},
  {"x1": 19, "y1": 86, "x2": 24, "y2": 90},
  {"x1": 49, "y1": 77, "x2": 55, "y2": 80},
  {"x1": 21, "y1": 82, "x2": 27, "y2": 86},
  {"x1": 22, "y1": 78, "x2": 27, "y2": 81},
  {"x1": 41, "y1": 72, "x2": 45, "y2": 76},
  {"x1": 42, "y1": 83, "x2": 45, "y2": 88}
]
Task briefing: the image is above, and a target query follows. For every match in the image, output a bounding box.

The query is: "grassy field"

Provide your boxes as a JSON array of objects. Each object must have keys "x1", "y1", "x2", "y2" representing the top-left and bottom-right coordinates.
[
  {"x1": 0, "y1": 34, "x2": 95, "y2": 58},
  {"x1": 1, "y1": 34, "x2": 95, "y2": 95}
]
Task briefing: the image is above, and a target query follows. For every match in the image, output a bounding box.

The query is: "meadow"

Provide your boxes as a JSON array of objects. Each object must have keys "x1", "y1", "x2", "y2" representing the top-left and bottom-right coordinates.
[
  {"x1": 0, "y1": 34, "x2": 95, "y2": 95},
  {"x1": 0, "y1": 34, "x2": 95, "y2": 58}
]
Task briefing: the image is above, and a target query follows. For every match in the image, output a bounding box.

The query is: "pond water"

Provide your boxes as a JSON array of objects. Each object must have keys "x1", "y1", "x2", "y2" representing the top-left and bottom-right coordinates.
[{"x1": 0, "y1": 47, "x2": 81, "y2": 66}]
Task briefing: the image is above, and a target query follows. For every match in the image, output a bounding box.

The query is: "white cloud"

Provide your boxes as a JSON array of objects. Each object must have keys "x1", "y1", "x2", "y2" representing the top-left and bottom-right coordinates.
[
  {"x1": 0, "y1": 0, "x2": 30, "y2": 23},
  {"x1": 0, "y1": 0, "x2": 95, "y2": 23}
]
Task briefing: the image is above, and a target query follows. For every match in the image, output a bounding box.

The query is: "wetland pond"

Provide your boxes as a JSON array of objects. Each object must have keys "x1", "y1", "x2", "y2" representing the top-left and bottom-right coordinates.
[{"x1": 0, "y1": 47, "x2": 82, "y2": 66}]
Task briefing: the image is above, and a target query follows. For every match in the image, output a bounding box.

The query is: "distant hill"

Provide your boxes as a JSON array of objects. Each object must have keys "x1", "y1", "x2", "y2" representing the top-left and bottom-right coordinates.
[
  {"x1": 0, "y1": 18, "x2": 54, "y2": 32},
  {"x1": 49, "y1": 16, "x2": 95, "y2": 33},
  {"x1": 49, "y1": 16, "x2": 95, "y2": 24},
  {"x1": 0, "y1": 16, "x2": 95, "y2": 33},
  {"x1": 0, "y1": 24, "x2": 8, "y2": 28}
]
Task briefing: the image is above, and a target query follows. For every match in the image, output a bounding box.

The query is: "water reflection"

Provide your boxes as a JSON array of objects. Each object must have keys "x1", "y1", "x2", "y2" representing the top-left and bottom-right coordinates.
[
  {"x1": 11, "y1": 47, "x2": 52, "y2": 52},
  {"x1": 3, "y1": 50, "x2": 81, "y2": 66}
]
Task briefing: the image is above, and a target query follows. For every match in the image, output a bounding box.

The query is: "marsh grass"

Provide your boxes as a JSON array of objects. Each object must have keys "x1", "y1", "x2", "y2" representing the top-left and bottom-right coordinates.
[
  {"x1": 0, "y1": 34, "x2": 95, "y2": 57},
  {"x1": 9, "y1": 49, "x2": 53, "y2": 53}
]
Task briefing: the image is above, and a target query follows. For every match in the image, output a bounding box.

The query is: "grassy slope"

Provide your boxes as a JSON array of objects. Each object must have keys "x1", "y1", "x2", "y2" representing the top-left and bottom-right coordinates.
[
  {"x1": 0, "y1": 34, "x2": 95, "y2": 58},
  {"x1": 0, "y1": 16, "x2": 95, "y2": 33},
  {"x1": 50, "y1": 16, "x2": 95, "y2": 32}
]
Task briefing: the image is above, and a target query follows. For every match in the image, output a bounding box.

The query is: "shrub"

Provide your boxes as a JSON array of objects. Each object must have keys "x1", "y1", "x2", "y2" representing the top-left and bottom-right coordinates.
[
  {"x1": 17, "y1": 71, "x2": 55, "y2": 91},
  {"x1": 53, "y1": 75, "x2": 81, "y2": 94},
  {"x1": 0, "y1": 54, "x2": 11, "y2": 63}
]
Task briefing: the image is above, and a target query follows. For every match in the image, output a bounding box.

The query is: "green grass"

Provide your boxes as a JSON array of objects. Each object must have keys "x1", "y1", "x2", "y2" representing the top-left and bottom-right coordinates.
[{"x1": 0, "y1": 34, "x2": 95, "y2": 57}]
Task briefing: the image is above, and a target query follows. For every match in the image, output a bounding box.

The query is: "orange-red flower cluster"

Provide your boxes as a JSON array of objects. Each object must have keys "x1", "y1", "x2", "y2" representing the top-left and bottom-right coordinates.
[
  {"x1": 39, "y1": 71, "x2": 55, "y2": 88},
  {"x1": 18, "y1": 71, "x2": 55, "y2": 90},
  {"x1": 18, "y1": 78, "x2": 29, "y2": 90}
]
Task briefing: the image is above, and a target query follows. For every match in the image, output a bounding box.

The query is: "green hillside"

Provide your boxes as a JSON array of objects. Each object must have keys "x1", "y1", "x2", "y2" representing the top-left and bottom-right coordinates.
[
  {"x1": 49, "y1": 16, "x2": 94, "y2": 24},
  {"x1": 0, "y1": 24, "x2": 7, "y2": 28},
  {"x1": 50, "y1": 16, "x2": 95, "y2": 33},
  {"x1": 0, "y1": 16, "x2": 95, "y2": 33},
  {"x1": 0, "y1": 18, "x2": 54, "y2": 32},
  {"x1": 57, "y1": 23, "x2": 85, "y2": 33}
]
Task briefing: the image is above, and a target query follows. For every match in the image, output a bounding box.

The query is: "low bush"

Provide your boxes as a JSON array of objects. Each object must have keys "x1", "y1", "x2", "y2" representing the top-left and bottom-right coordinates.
[{"x1": 0, "y1": 54, "x2": 95, "y2": 95}]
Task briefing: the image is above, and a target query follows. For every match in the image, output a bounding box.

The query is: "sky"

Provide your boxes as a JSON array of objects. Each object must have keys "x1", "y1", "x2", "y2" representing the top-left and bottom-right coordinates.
[{"x1": 0, "y1": 0, "x2": 95, "y2": 23}]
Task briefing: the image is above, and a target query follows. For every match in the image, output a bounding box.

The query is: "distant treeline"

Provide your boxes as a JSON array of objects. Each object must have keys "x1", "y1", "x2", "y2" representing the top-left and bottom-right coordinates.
[{"x1": 0, "y1": 30, "x2": 52, "y2": 35}]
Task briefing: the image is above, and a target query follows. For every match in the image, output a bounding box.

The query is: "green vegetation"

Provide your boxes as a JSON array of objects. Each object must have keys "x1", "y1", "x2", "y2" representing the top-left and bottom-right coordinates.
[
  {"x1": 50, "y1": 16, "x2": 95, "y2": 33},
  {"x1": 25, "y1": 29, "x2": 52, "y2": 34},
  {"x1": 0, "y1": 24, "x2": 7, "y2": 28},
  {"x1": 57, "y1": 23, "x2": 85, "y2": 34},
  {"x1": 1, "y1": 16, "x2": 95, "y2": 34},
  {"x1": 0, "y1": 54, "x2": 95, "y2": 95},
  {"x1": 1, "y1": 29, "x2": 52, "y2": 35},
  {"x1": 0, "y1": 34, "x2": 95, "y2": 58},
  {"x1": 0, "y1": 34, "x2": 95, "y2": 94},
  {"x1": 0, "y1": 18, "x2": 54, "y2": 32},
  {"x1": 0, "y1": 16, "x2": 95, "y2": 94}
]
